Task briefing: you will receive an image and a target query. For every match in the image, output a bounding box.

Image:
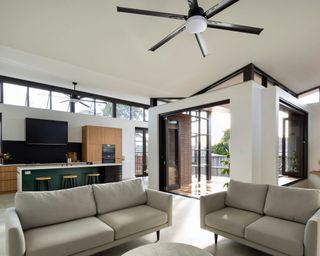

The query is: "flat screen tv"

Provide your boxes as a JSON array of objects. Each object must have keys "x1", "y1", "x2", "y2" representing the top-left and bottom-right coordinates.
[{"x1": 26, "y1": 118, "x2": 68, "y2": 145}]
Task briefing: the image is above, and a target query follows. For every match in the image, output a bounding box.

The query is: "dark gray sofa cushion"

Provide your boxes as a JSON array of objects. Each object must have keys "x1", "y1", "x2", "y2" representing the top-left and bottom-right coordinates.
[
  {"x1": 225, "y1": 180, "x2": 268, "y2": 214},
  {"x1": 264, "y1": 185, "x2": 320, "y2": 224}
]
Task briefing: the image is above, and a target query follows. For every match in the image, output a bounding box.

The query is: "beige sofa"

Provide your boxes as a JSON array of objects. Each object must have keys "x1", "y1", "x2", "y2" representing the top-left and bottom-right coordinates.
[
  {"x1": 5, "y1": 179, "x2": 173, "y2": 256},
  {"x1": 200, "y1": 180, "x2": 320, "y2": 256}
]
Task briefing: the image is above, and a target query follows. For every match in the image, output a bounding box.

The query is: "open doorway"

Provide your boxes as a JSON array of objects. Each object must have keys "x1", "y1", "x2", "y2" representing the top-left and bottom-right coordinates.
[
  {"x1": 278, "y1": 100, "x2": 308, "y2": 186},
  {"x1": 135, "y1": 128, "x2": 148, "y2": 177},
  {"x1": 159, "y1": 101, "x2": 231, "y2": 198}
]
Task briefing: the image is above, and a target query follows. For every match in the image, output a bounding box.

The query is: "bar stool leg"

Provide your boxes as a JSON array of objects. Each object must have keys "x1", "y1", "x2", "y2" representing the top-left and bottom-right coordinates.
[{"x1": 47, "y1": 180, "x2": 52, "y2": 191}]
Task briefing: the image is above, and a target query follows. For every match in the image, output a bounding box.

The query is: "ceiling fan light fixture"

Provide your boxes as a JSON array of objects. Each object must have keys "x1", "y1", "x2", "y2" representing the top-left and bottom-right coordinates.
[{"x1": 185, "y1": 15, "x2": 207, "y2": 34}]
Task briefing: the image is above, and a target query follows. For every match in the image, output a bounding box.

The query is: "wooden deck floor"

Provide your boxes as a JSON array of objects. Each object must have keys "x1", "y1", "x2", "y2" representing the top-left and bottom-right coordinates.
[{"x1": 171, "y1": 176, "x2": 229, "y2": 198}]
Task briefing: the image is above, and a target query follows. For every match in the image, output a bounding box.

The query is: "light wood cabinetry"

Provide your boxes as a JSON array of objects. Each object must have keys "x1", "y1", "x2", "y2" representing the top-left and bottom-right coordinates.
[
  {"x1": 0, "y1": 166, "x2": 17, "y2": 193},
  {"x1": 82, "y1": 126, "x2": 122, "y2": 163}
]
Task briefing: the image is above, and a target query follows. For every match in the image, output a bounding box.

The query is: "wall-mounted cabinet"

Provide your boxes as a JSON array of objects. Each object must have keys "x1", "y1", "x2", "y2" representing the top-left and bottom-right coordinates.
[{"x1": 82, "y1": 126, "x2": 122, "y2": 163}]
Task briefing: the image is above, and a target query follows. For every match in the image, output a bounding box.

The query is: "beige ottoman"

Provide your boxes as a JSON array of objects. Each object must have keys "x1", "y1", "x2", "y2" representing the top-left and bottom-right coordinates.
[{"x1": 122, "y1": 242, "x2": 213, "y2": 256}]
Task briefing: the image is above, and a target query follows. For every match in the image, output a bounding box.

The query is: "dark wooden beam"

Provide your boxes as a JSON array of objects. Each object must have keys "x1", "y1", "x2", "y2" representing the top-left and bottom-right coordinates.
[
  {"x1": 243, "y1": 63, "x2": 255, "y2": 81},
  {"x1": 191, "y1": 63, "x2": 299, "y2": 98},
  {"x1": 150, "y1": 98, "x2": 158, "y2": 107},
  {"x1": 191, "y1": 64, "x2": 247, "y2": 96},
  {"x1": 253, "y1": 66, "x2": 297, "y2": 97}
]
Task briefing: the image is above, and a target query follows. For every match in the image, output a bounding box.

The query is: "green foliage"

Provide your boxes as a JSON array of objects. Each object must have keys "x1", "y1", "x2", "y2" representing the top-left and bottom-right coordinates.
[
  {"x1": 220, "y1": 149, "x2": 230, "y2": 188},
  {"x1": 116, "y1": 104, "x2": 131, "y2": 119},
  {"x1": 211, "y1": 129, "x2": 231, "y2": 188},
  {"x1": 102, "y1": 103, "x2": 113, "y2": 117},
  {"x1": 211, "y1": 129, "x2": 230, "y2": 155}
]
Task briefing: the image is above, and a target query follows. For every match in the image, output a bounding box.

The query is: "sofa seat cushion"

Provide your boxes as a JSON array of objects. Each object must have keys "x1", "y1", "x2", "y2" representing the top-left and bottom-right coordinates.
[
  {"x1": 24, "y1": 217, "x2": 114, "y2": 256},
  {"x1": 245, "y1": 216, "x2": 305, "y2": 256},
  {"x1": 98, "y1": 205, "x2": 168, "y2": 239},
  {"x1": 205, "y1": 207, "x2": 262, "y2": 237}
]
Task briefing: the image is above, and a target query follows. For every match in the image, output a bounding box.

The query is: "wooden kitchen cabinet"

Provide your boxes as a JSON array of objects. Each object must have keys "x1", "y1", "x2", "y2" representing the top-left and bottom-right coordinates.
[
  {"x1": 0, "y1": 166, "x2": 17, "y2": 193},
  {"x1": 82, "y1": 126, "x2": 122, "y2": 163}
]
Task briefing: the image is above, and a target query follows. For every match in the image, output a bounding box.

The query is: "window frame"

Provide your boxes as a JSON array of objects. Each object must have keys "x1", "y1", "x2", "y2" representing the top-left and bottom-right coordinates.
[{"x1": 0, "y1": 76, "x2": 149, "y2": 121}]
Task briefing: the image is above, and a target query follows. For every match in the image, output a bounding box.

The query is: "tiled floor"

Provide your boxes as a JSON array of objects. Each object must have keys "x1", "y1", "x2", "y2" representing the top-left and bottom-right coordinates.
[
  {"x1": 0, "y1": 191, "x2": 269, "y2": 256},
  {"x1": 278, "y1": 175, "x2": 300, "y2": 186}
]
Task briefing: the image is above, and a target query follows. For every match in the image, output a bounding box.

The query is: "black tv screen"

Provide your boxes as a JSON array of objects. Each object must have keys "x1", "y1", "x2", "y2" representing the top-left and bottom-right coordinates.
[{"x1": 26, "y1": 118, "x2": 68, "y2": 145}]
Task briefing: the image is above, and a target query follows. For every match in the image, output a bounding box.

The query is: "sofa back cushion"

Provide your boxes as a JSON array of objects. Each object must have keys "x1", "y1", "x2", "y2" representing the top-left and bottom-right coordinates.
[
  {"x1": 15, "y1": 185, "x2": 97, "y2": 230},
  {"x1": 264, "y1": 185, "x2": 320, "y2": 224},
  {"x1": 93, "y1": 179, "x2": 147, "y2": 214},
  {"x1": 225, "y1": 180, "x2": 269, "y2": 214}
]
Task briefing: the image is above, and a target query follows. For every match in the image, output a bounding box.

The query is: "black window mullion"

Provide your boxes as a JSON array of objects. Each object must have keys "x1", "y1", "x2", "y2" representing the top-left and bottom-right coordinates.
[
  {"x1": 0, "y1": 81, "x2": 3, "y2": 103},
  {"x1": 113, "y1": 103, "x2": 117, "y2": 118},
  {"x1": 130, "y1": 106, "x2": 132, "y2": 120},
  {"x1": 93, "y1": 99, "x2": 96, "y2": 115}
]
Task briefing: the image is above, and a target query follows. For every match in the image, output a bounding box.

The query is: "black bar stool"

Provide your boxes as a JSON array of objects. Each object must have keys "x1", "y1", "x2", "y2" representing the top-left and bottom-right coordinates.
[
  {"x1": 62, "y1": 175, "x2": 78, "y2": 189},
  {"x1": 35, "y1": 177, "x2": 52, "y2": 191},
  {"x1": 86, "y1": 173, "x2": 100, "y2": 185}
]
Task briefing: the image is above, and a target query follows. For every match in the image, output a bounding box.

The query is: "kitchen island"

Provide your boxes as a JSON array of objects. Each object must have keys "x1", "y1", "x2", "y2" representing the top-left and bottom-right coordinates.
[{"x1": 17, "y1": 163, "x2": 122, "y2": 192}]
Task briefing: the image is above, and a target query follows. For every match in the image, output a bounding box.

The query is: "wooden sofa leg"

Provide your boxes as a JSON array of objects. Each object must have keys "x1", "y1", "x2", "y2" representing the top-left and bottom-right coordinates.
[
  {"x1": 214, "y1": 234, "x2": 218, "y2": 245},
  {"x1": 156, "y1": 230, "x2": 160, "y2": 242}
]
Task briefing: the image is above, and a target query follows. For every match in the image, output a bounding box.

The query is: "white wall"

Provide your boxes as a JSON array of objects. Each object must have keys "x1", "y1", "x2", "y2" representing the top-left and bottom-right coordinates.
[
  {"x1": 0, "y1": 103, "x2": 147, "y2": 179},
  {"x1": 308, "y1": 103, "x2": 320, "y2": 188},
  {"x1": 149, "y1": 81, "x2": 266, "y2": 190},
  {"x1": 148, "y1": 81, "x2": 310, "y2": 190}
]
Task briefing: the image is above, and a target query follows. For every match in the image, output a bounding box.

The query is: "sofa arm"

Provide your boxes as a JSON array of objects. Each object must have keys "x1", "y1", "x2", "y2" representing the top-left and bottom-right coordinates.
[
  {"x1": 304, "y1": 208, "x2": 320, "y2": 256},
  {"x1": 146, "y1": 189, "x2": 173, "y2": 226},
  {"x1": 5, "y1": 207, "x2": 25, "y2": 256},
  {"x1": 200, "y1": 191, "x2": 226, "y2": 229}
]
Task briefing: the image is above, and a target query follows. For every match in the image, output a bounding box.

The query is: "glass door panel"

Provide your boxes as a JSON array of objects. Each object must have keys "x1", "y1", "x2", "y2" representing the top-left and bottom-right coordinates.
[
  {"x1": 135, "y1": 128, "x2": 148, "y2": 177},
  {"x1": 166, "y1": 121, "x2": 180, "y2": 190},
  {"x1": 282, "y1": 117, "x2": 304, "y2": 177},
  {"x1": 279, "y1": 103, "x2": 307, "y2": 179}
]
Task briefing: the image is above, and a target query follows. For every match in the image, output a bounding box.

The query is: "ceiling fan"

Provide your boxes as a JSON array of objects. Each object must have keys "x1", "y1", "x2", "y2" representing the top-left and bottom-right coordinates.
[
  {"x1": 117, "y1": 0, "x2": 264, "y2": 57},
  {"x1": 60, "y1": 82, "x2": 91, "y2": 108}
]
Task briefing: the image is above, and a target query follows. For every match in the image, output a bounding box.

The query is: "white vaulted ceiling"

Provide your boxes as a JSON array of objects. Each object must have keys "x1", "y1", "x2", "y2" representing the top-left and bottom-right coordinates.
[{"x1": 0, "y1": 0, "x2": 319, "y2": 103}]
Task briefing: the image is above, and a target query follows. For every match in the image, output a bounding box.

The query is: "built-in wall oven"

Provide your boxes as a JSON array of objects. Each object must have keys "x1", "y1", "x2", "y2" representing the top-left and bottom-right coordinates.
[{"x1": 102, "y1": 144, "x2": 115, "y2": 163}]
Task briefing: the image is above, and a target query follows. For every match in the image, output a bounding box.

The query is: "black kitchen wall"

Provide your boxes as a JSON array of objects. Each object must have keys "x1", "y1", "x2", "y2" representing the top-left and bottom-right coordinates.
[{"x1": 2, "y1": 140, "x2": 82, "y2": 164}]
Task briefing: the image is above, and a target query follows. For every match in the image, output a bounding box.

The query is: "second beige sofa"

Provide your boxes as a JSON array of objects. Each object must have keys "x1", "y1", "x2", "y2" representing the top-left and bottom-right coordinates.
[{"x1": 200, "y1": 180, "x2": 320, "y2": 256}]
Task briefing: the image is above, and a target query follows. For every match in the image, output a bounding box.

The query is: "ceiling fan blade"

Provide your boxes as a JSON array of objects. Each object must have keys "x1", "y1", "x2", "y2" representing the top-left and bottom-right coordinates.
[
  {"x1": 207, "y1": 20, "x2": 264, "y2": 35},
  {"x1": 117, "y1": 7, "x2": 187, "y2": 21},
  {"x1": 79, "y1": 101, "x2": 90, "y2": 108},
  {"x1": 195, "y1": 33, "x2": 208, "y2": 57},
  {"x1": 149, "y1": 24, "x2": 186, "y2": 52},
  {"x1": 205, "y1": 0, "x2": 239, "y2": 19},
  {"x1": 187, "y1": 0, "x2": 199, "y2": 10}
]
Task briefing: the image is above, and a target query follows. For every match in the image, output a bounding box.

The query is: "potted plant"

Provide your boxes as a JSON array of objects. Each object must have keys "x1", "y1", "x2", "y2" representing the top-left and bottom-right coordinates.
[{"x1": 0, "y1": 152, "x2": 12, "y2": 164}]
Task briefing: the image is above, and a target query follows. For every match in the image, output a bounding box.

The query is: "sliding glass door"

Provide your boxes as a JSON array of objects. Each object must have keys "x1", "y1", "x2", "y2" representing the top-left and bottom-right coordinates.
[
  {"x1": 165, "y1": 120, "x2": 180, "y2": 190},
  {"x1": 279, "y1": 102, "x2": 307, "y2": 178},
  {"x1": 135, "y1": 128, "x2": 148, "y2": 177}
]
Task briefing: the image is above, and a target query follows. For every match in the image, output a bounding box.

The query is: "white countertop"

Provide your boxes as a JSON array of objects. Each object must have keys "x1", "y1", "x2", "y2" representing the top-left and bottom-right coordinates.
[{"x1": 17, "y1": 163, "x2": 122, "y2": 172}]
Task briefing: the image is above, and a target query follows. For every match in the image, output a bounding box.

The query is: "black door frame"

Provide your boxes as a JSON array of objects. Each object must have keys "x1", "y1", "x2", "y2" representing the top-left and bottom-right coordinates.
[
  {"x1": 158, "y1": 99, "x2": 230, "y2": 192},
  {"x1": 279, "y1": 99, "x2": 308, "y2": 179},
  {"x1": 165, "y1": 120, "x2": 181, "y2": 191},
  {"x1": 135, "y1": 127, "x2": 148, "y2": 177}
]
